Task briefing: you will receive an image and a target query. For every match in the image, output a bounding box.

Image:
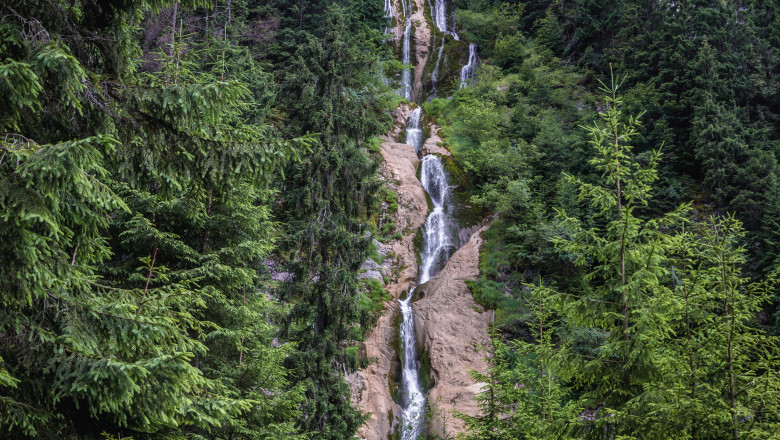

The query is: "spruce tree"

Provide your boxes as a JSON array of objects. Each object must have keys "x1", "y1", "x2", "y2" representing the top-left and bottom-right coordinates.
[
  {"x1": 460, "y1": 286, "x2": 577, "y2": 440},
  {"x1": 548, "y1": 72, "x2": 687, "y2": 438},
  {"x1": 1, "y1": 1, "x2": 311, "y2": 437},
  {"x1": 651, "y1": 216, "x2": 780, "y2": 439},
  {"x1": 274, "y1": 3, "x2": 388, "y2": 438}
]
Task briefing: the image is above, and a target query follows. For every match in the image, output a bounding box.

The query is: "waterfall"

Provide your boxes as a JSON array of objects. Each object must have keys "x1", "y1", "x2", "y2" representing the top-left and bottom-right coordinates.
[
  {"x1": 394, "y1": 2, "x2": 460, "y2": 437},
  {"x1": 417, "y1": 156, "x2": 455, "y2": 283},
  {"x1": 399, "y1": 154, "x2": 457, "y2": 439},
  {"x1": 405, "y1": 108, "x2": 423, "y2": 153},
  {"x1": 432, "y1": 0, "x2": 447, "y2": 33},
  {"x1": 431, "y1": 0, "x2": 459, "y2": 40},
  {"x1": 459, "y1": 43, "x2": 478, "y2": 88},
  {"x1": 429, "y1": 37, "x2": 446, "y2": 99},
  {"x1": 385, "y1": 0, "x2": 394, "y2": 18},
  {"x1": 401, "y1": 18, "x2": 413, "y2": 100}
]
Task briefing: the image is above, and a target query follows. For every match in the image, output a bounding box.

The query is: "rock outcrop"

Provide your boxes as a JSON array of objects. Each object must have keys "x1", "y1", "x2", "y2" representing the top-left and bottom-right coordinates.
[
  {"x1": 419, "y1": 124, "x2": 451, "y2": 157},
  {"x1": 349, "y1": 104, "x2": 428, "y2": 440},
  {"x1": 413, "y1": 222, "x2": 493, "y2": 438},
  {"x1": 410, "y1": 0, "x2": 431, "y2": 103}
]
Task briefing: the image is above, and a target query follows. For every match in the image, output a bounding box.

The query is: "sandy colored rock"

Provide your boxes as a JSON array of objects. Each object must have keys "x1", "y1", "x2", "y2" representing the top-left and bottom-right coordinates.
[
  {"x1": 413, "y1": 222, "x2": 493, "y2": 438},
  {"x1": 410, "y1": 0, "x2": 431, "y2": 103},
  {"x1": 350, "y1": 102, "x2": 428, "y2": 440},
  {"x1": 419, "y1": 124, "x2": 451, "y2": 157}
]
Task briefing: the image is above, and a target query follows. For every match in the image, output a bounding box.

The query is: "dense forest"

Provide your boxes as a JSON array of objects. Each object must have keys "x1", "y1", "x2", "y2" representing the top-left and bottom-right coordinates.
[{"x1": 1, "y1": 0, "x2": 779, "y2": 439}]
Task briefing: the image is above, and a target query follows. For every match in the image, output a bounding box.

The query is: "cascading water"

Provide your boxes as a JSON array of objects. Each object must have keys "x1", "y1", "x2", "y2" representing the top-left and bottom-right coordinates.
[
  {"x1": 398, "y1": 294, "x2": 425, "y2": 440},
  {"x1": 384, "y1": 0, "x2": 394, "y2": 34},
  {"x1": 401, "y1": 17, "x2": 413, "y2": 99},
  {"x1": 432, "y1": 0, "x2": 447, "y2": 33},
  {"x1": 399, "y1": 154, "x2": 458, "y2": 439},
  {"x1": 429, "y1": 37, "x2": 446, "y2": 99},
  {"x1": 405, "y1": 108, "x2": 423, "y2": 153},
  {"x1": 431, "y1": 0, "x2": 459, "y2": 40},
  {"x1": 460, "y1": 42, "x2": 479, "y2": 87},
  {"x1": 417, "y1": 156, "x2": 456, "y2": 283},
  {"x1": 385, "y1": 0, "x2": 395, "y2": 17}
]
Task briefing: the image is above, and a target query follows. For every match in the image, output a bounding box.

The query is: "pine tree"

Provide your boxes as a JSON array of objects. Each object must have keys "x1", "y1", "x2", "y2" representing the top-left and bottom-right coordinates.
[
  {"x1": 461, "y1": 284, "x2": 578, "y2": 440},
  {"x1": 458, "y1": 335, "x2": 519, "y2": 440},
  {"x1": 650, "y1": 216, "x2": 780, "y2": 439}
]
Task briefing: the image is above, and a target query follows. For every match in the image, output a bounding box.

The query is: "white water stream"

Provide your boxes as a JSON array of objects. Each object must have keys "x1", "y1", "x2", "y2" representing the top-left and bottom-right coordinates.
[
  {"x1": 385, "y1": 0, "x2": 395, "y2": 17},
  {"x1": 399, "y1": 154, "x2": 456, "y2": 438},
  {"x1": 417, "y1": 156, "x2": 454, "y2": 283},
  {"x1": 398, "y1": 293, "x2": 425, "y2": 439},
  {"x1": 460, "y1": 42, "x2": 479, "y2": 87},
  {"x1": 405, "y1": 108, "x2": 423, "y2": 153},
  {"x1": 431, "y1": 0, "x2": 459, "y2": 40},
  {"x1": 401, "y1": 17, "x2": 413, "y2": 100},
  {"x1": 395, "y1": 2, "x2": 469, "y2": 437}
]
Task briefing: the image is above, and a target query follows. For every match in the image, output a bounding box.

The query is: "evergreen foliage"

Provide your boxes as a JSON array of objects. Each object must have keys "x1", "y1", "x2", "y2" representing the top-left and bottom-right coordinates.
[
  {"x1": 0, "y1": 1, "x2": 337, "y2": 438},
  {"x1": 3, "y1": 0, "x2": 780, "y2": 439},
  {"x1": 454, "y1": 68, "x2": 780, "y2": 439}
]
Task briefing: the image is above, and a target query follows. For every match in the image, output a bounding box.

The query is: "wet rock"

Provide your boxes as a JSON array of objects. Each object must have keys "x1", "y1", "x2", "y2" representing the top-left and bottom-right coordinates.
[
  {"x1": 413, "y1": 222, "x2": 493, "y2": 437},
  {"x1": 419, "y1": 124, "x2": 451, "y2": 157}
]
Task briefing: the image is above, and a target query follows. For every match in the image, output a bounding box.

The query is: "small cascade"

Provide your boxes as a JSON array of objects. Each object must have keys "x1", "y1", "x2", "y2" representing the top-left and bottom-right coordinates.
[
  {"x1": 431, "y1": 0, "x2": 459, "y2": 40},
  {"x1": 405, "y1": 108, "x2": 423, "y2": 153},
  {"x1": 399, "y1": 294, "x2": 425, "y2": 440},
  {"x1": 384, "y1": 0, "x2": 394, "y2": 17},
  {"x1": 429, "y1": 37, "x2": 446, "y2": 99},
  {"x1": 459, "y1": 43, "x2": 479, "y2": 88},
  {"x1": 417, "y1": 156, "x2": 456, "y2": 282},
  {"x1": 401, "y1": 18, "x2": 413, "y2": 100},
  {"x1": 384, "y1": 0, "x2": 394, "y2": 34},
  {"x1": 401, "y1": 0, "x2": 411, "y2": 17}
]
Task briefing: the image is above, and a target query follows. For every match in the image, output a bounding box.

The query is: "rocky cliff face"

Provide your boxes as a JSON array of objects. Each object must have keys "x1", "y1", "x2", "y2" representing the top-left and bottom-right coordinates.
[
  {"x1": 410, "y1": 0, "x2": 431, "y2": 103},
  {"x1": 388, "y1": 0, "x2": 433, "y2": 103},
  {"x1": 413, "y1": 222, "x2": 492, "y2": 438}
]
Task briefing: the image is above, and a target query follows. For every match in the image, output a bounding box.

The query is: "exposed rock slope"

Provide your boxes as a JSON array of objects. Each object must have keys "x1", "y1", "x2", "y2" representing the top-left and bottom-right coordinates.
[{"x1": 413, "y1": 222, "x2": 493, "y2": 437}]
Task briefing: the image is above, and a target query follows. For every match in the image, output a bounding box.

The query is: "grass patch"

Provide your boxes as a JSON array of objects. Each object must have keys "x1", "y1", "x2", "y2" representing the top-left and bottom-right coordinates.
[
  {"x1": 368, "y1": 241, "x2": 384, "y2": 265},
  {"x1": 422, "y1": 98, "x2": 449, "y2": 123},
  {"x1": 440, "y1": 153, "x2": 468, "y2": 187},
  {"x1": 345, "y1": 345, "x2": 369, "y2": 370},
  {"x1": 413, "y1": 227, "x2": 424, "y2": 267},
  {"x1": 383, "y1": 187, "x2": 399, "y2": 212},
  {"x1": 465, "y1": 220, "x2": 523, "y2": 326},
  {"x1": 367, "y1": 135, "x2": 382, "y2": 154}
]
